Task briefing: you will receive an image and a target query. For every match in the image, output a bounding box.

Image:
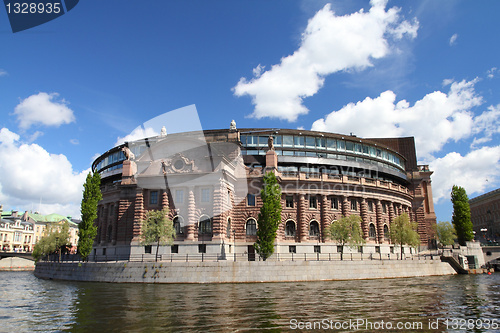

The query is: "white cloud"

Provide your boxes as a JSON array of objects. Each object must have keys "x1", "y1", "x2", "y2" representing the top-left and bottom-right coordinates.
[
  {"x1": 449, "y1": 33, "x2": 458, "y2": 46},
  {"x1": 70, "y1": 139, "x2": 79, "y2": 145},
  {"x1": 14, "y1": 92, "x2": 76, "y2": 130},
  {"x1": 311, "y1": 79, "x2": 483, "y2": 159},
  {"x1": 0, "y1": 69, "x2": 7, "y2": 76},
  {"x1": 470, "y1": 104, "x2": 500, "y2": 148},
  {"x1": 487, "y1": 67, "x2": 498, "y2": 79},
  {"x1": 115, "y1": 126, "x2": 159, "y2": 147},
  {"x1": 233, "y1": 0, "x2": 419, "y2": 122},
  {"x1": 430, "y1": 146, "x2": 500, "y2": 203},
  {"x1": 0, "y1": 127, "x2": 88, "y2": 219}
]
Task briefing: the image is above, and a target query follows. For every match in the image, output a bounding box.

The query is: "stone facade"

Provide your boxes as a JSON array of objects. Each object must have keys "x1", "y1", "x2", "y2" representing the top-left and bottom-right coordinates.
[
  {"x1": 91, "y1": 128, "x2": 437, "y2": 260},
  {"x1": 469, "y1": 188, "x2": 500, "y2": 243}
]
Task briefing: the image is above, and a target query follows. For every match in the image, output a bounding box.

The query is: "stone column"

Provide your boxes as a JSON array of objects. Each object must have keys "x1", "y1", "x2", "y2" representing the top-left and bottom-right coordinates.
[
  {"x1": 320, "y1": 195, "x2": 328, "y2": 243},
  {"x1": 117, "y1": 199, "x2": 131, "y2": 243},
  {"x1": 375, "y1": 200, "x2": 383, "y2": 244},
  {"x1": 342, "y1": 196, "x2": 350, "y2": 217},
  {"x1": 212, "y1": 185, "x2": 224, "y2": 240},
  {"x1": 299, "y1": 194, "x2": 307, "y2": 242},
  {"x1": 186, "y1": 189, "x2": 196, "y2": 241},
  {"x1": 360, "y1": 198, "x2": 368, "y2": 239},
  {"x1": 161, "y1": 190, "x2": 169, "y2": 210},
  {"x1": 102, "y1": 204, "x2": 109, "y2": 245},
  {"x1": 132, "y1": 189, "x2": 144, "y2": 241},
  {"x1": 388, "y1": 202, "x2": 394, "y2": 224}
]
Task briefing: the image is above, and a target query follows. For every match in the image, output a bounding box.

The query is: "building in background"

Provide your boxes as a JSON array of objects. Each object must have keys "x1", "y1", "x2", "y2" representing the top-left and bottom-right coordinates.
[
  {"x1": 91, "y1": 124, "x2": 437, "y2": 260},
  {"x1": 0, "y1": 206, "x2": 79, "y2": 253},
  {"x1": 470, "y1": 188, "x2": 500, "y2": 244}
]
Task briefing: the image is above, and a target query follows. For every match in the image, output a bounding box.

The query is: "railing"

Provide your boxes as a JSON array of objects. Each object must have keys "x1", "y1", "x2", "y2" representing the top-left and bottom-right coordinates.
[
  {"x1": 277, "y1": 172, "x2": 410, "y2": 195},
  {"x1": 39, "y1": 252, "x2": 442, "y2": 263}
]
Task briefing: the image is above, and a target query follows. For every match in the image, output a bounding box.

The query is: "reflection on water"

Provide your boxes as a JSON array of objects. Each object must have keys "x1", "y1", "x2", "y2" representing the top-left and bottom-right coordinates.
[{"x1": 0, "y1": 271, "x2": 499, "y2": 332}]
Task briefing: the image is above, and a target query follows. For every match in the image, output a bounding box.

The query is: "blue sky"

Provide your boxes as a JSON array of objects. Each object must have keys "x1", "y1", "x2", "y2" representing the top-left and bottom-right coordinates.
[{"x1": 0, "y1": 0, "x2": 499, "y2": 222}]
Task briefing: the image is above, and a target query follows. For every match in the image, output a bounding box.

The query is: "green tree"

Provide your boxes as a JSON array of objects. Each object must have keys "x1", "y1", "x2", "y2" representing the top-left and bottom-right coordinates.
[
  {"x1": 435, "y1": 221, "x2": 457, "y2": 246},
  {"x1": 78, "y1": 172, "x2": 102, "y2": 261},
  {"x1": 324, "y1": 215, "x2": 365, "y2": 260},
  {"x1": 451, "y1": 185, "x2": 474, "y2": 246},
  {"x1": 389, "y1": 213, "x2": 420, "y2": 259},
  {"x1": 140, "y1": 208, "x2": 176, "y2": 262},
  {"x1": 33, "y1": 221, "x2": 71, "y2": 262},
  {"x1": 254, "y1": 172, "x2": 282, "y2": 261}
]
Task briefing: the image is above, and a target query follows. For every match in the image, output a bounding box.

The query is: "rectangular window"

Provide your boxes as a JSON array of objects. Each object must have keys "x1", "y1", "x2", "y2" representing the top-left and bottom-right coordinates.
[
  {"x1": 144, "y1": 245, "x2": 152, "y2": 254},
  {"x1": 383, "y1": 204, "x2": 387, "y2": 214},
  {"x1": 305, "y1": 136, "x2": 315, "y2": 148},
  {"x1": 149, "y1": 191, "x2": 158, "y2": 205},
  {"x1": 368, "y1": 201, "x2": 374, "y2": 212},
  {"x1": 331, "y1": 197, "x2": 339, "y2": 210},
  {"x1": 247, "y1": 193, "x2": 256, "y2": 206},
  {"x1": 327, "y1": 138, "x2": 336, "y2": 150},
  {"x1": 309, "y1": 196, "x2": 317, "y2": 209},
  {"x1": 345, "y1": 141, "x2": 354, "y2": 152},
  {"x1": 201, "y1": 188, "x2": 210, "y2": 203},
  {"x1": 171, "y1": 245, "x2": 179, "y2": 253},
  {"x1": 351, "y1": 199, "x2": 358, "y2": 211},
  {"x1": 198, "y1": 244, "x2": 206, "y2": 253},
  {"x1": 314, "y1": 245, "x2": 321, "y2": 253},
  {"x1": 294, "y1": 136, "x2": 305, "y2": 148},
  {"x1": 175, "y1": 190, "x2": 184, "y2": 204},
  {"x1": 289, "y1": 245, "x2": 296, "y2": 253},
  {"x1": 283, "y1": 135, "x2": 293, "y2": 147},
  {"x1": 316, "y1": 137, "x2": 326, "y2": 149},
  {"x1": 285, "y1": 195, "x2": 294, "y2": 208},
  {"x1": 337, "y1": 140, "x2": 345, "y2": 151}
]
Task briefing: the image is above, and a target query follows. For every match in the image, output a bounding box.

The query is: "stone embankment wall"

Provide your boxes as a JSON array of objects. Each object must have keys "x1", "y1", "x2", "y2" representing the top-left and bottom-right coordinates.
[{"x1": 35, "y1": 259, "x2": 456, "y2": 283}]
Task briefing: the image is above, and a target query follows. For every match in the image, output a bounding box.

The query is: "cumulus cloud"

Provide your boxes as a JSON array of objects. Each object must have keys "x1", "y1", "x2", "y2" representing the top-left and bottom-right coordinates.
[
  {"x1": 430, "y1": 146, "x2": 500, "y2": 203},
  {"x1": 311, "y1": 79, "x2": 483, "y2": 159},
  {"x1": 471, "y1": 104, "x2": 500, "y2": 148},
  {"x1": 115, "y1": 126, "x2": 159, "y2": 147},
  {"x1": 449, "y1": 33, "x2": 458, "y2": 46},
  {"x1": 14, "y1": 92, "x2": 76, "y2": 130},
  {"x1": 0, "y1": 127, "x2": 88, "y2": 218},
  {"x1": 233, "y1": 0, "x2": 419, "y2": 122}
]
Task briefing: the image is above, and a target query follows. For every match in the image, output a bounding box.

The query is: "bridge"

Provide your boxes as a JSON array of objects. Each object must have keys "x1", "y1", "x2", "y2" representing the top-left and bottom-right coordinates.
[{"x1": 0, "y1": 251, "x2": 35, "y2": 261}]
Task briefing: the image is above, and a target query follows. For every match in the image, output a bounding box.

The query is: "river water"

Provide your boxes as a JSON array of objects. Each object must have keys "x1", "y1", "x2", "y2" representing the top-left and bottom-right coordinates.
[{"x1": 0, "y1": 271, "x2": 499, "y2": 332}]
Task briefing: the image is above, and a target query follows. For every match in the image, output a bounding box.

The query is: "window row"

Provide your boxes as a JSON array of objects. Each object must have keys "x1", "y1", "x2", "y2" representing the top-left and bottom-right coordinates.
[
  {"x1": 240, "y1": 134, "x2": 404, "y2": 169},
  {"x1": 147, "y1": 188, "x2": 213, "y2": 206}
]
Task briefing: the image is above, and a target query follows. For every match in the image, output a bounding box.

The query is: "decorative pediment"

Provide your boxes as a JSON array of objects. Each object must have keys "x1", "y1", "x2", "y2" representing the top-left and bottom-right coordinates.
[{"x1": 161, "y1": 153, "x2": 196, "y2": 174}]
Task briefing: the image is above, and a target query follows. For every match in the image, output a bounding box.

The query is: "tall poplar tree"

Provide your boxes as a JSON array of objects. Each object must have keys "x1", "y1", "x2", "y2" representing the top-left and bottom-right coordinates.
[
  {"x1": 78, "y1": 172, "x2": 102, "y2": 261},
  {"x1": 254, "y1": 172, "x2": 282, "y2": 261},
  {"x1": 451, "y1": 185, "x2": 474, "y2": 246}
]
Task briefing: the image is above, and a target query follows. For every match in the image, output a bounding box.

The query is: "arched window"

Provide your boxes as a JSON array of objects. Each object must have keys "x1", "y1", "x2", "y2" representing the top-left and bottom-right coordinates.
[
  {"x1": 246, "y1": 218, "x2": 257, "y2": 236},
  {"x1": 173, "y1": 216, "x2": 184, "y2": 235},
  {"x1": 285, "y1": 220, "x2": 296, "y2": 237},
  {"x1": 369, "y1": 223, "x2": 376, "y2": 239},
  {"x1": 309, "y1": 220, "x2": 320, "y2": 236},
  {"x1": 198, "y1": 215, "x2": 212, "y2": 235},
  {"x1": 383, "y1": 224, "x2": 389, "y2": 240}
]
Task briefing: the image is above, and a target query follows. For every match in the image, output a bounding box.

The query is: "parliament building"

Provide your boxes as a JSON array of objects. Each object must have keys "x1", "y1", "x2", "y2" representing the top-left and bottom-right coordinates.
[{"x1": 91, "y1": 123, "x2": 437, "y2": 260}]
